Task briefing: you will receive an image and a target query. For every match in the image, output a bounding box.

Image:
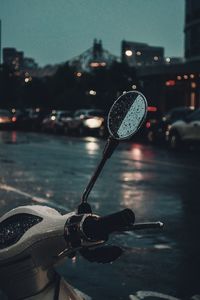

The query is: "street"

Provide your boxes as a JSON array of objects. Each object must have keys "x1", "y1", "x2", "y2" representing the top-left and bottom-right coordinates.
[{"x1": 0, "y1": 131, "x2": 200, "y2": 300}]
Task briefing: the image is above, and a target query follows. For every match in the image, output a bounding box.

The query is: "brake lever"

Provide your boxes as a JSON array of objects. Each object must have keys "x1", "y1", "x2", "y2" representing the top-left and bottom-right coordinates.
[{"x1": 79, "y1": 245, "x2": 123, "y2": 263}]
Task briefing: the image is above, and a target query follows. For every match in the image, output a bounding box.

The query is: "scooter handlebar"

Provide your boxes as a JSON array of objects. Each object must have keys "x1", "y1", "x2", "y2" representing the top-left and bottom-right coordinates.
[
  {"x1": 82, "y1": 208, "x2": 135, "y2": 241},
  {"x1": 64, "y1": 208, "x2": 163, "y2": 251}
]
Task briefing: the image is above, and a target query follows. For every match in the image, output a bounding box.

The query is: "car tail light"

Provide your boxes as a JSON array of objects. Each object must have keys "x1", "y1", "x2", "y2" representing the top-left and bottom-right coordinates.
[
  {"x1": 146, "y1": 121, "x2": 151, "y2": 128},
  {"x1": 148, "y1": 106, "x2": 157, "y2": 112}
]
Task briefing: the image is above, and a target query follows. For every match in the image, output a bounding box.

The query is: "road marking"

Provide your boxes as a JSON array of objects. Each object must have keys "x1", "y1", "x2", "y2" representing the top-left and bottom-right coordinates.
[
  {"x1": 0, "y1": 183, "x2": 69, "y2": 211},
  {"x1": 154, "y1": 244, "x2": 172, "y2": 250},
  {"x1": 130, "y1": 291, "x2": 200, "y2": 300},
  {"x1": 129, "y1": 291, "x2": 181, "y2": 299}
]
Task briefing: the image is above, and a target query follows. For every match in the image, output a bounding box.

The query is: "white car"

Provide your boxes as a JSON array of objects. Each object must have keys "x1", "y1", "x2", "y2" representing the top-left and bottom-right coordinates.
[
  {"x1": 167, "y1": 108, "x2": 200, "y2": 149},
  {"x1": 64, "y1": 109, "x2": 105, "y2": 136}
]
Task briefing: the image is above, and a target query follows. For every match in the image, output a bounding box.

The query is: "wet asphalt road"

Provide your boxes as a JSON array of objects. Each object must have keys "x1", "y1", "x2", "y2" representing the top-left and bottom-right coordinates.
[{"x1": 0, "y1": 131, "x2": 200, "y2": 300}]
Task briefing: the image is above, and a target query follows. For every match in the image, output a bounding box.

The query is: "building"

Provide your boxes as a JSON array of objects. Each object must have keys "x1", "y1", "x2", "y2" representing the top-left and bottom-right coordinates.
[
  {"x1": 134, "y1": 1, "x2": 200, "y2": 113},
  {"x1": 185, "y1": 0, "x2": 200, "y2": 60},
  {"x1": 137, "y1": 61, "x2": 200, "y2": 113},
  {"x1": 121, "y1": 40, "x2": 164, "y2": 67},
  {"x1": 69, "y1": 39, "x2": 119, "y2": 73},
  {"x1": 3, "y1": 48, "x2": 24, "y2": 72},
  {"x1": 3, "y1": 47, "x2": 40, "y2": 78}
]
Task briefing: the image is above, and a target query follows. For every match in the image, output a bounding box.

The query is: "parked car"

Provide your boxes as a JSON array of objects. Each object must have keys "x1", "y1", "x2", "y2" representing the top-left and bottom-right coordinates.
[
  {"x1": 11, "y1": 108, "x2": 49, "y2": 131},
  {"x1": 135, "y1": 107, "x2": 160, "y2": 141},
  {"x1": 41, "y1": 110, "x2": 73, "y2": 133},
  {"x1": 167, "y1": 108, "x2": 200, "y2": 149},
  {"x1": 146, "y1": 107, "x2": 194, "y2": 144},
  {"x1": 0, "y1": 109, "x2": 15, "y2": 129},
  {"x1": 63, "y1": 109, "x2": 105, "y2": 136}
]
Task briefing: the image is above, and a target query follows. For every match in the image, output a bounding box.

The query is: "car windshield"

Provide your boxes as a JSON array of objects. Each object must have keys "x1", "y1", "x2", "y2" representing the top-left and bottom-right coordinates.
[
  {"x1": 60, "y1": 112, "x2": 72, "y2": 118},
  {"x1": 74, "y1": 110, "x2": 104, "y2": 117},
  {"x1": 164, "y1": 108, "x2": 193, "y2": 122},
  {"x1": 0, "y1": 110, "x2": 11, "y2": 117},
  {"x1": 186, "y1": 109, "x2": 200, "y2": 122},
  {"x1": 88, "y1": 110, "x2": 104, "y2": 117}
]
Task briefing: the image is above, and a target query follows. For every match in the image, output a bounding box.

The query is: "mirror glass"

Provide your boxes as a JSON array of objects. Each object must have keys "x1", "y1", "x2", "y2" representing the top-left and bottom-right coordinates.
[{"x1": 107, "y1": 91, "x2": 147, "y2": 140}]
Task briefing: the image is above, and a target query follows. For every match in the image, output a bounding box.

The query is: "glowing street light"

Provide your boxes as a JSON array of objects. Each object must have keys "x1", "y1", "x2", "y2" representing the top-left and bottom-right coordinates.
[
  {"x1": 125, "y1": 50, "x2": 133, "y2": 57},
  {"x1": 24, "y1": 76, "x2": 32, "y2": 83},
  {"x1": 89, "y1": 90, "x2": 96, "y2": 95},
  {"x1": 76, "y1": 72, "x2": 82, "y2": 77}
]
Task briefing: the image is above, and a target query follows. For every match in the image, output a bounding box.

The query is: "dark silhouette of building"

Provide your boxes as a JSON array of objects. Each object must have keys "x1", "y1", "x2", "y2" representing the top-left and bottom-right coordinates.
[
  {"x1": 3, "y1": 48, "x2": 24, "y2": 72},
  {"x1": 68, "y1": 39, "x2": 118, "y2": 73},
  {"x1": 121, "y1": 40, "x2": 164, "y2": 67},
  {"x1": 3, "y1": 47, "x2": 39, "y2": 78},
  {"x1": 137, "y1": 61, "x2": 200, "y2": 113},
  {"x1": 185, "y1": 0, "x2": 200, "y2": 60},
  {"x1": 134, "y1": 1, "x2": 200, "y2": 113}
]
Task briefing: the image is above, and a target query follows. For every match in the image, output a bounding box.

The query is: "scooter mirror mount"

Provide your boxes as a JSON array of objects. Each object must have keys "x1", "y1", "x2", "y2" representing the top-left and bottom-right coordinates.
[{"x1": 78, "y1": 91, "x2": 147, "y2": 214}]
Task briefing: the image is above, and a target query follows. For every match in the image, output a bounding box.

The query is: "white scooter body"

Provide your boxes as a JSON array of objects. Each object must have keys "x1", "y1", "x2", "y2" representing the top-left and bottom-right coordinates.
[{"x1": 0, "y1": 205, "x2": 88, "y2": 300}]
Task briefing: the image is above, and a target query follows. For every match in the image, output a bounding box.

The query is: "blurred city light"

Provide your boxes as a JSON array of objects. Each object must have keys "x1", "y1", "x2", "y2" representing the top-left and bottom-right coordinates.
[
  {"x1": 191, "y1": 82, "x2": 196, "y2": 88},
  {"x1": 165, "y1": 80, "x2": 175, "y2": 86},
  {"x1": 146, "y1": 121, "x2": 151, "y2": 128},
  {"x1": 85, "y1": 140, "x2": 100, "y2": 155},
  {"x1": 24, "y1": 76, "x2": 32, "y2": 83},
  {"x1": 12, "y1": 116, "x2": 17, "y2": 122},
  {"x1": 125, "y1": 50, "x2": 133, "y2": 56},
  {"x1": 148, "y1": 106, "x2": 157, "y2": 112},
  {"x1": 89, "y1": 90, "x2": 96, "y2": 95},
  {"x1": 84, "y1": 118, "x2": 103, "y2": 128},
  {"x1": 76, "y1": 72, "x2": 82, "y2": 77}
]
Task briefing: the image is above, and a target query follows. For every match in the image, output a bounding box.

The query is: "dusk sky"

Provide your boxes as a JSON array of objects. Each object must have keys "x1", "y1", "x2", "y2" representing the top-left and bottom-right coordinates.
[{"x1": 1, "y1": 0, "x2": 185, "y2": 66}]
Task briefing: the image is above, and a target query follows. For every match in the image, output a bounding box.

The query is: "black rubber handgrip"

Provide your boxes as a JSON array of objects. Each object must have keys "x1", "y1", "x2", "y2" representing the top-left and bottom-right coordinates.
[{"x1": 82, "y1": 209, "x2": 135, "y2": 241}]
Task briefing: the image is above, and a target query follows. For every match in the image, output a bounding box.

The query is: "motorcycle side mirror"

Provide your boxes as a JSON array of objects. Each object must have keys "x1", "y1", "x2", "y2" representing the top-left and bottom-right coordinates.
[
  {"x1": 102, "y1": 91, "x2": 147, "y2": 159},
  {"x1": 107, "y1": 91, "x2": 147, "y2": 140},
  {"x1": 79, "y1": 91, "x2": 147, "y2": 213}
]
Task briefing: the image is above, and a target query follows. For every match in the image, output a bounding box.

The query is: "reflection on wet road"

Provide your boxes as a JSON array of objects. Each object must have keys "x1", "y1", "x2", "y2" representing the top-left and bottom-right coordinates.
[{"x1": 0, "y1": 131, "x2": 200, "y2": 299}]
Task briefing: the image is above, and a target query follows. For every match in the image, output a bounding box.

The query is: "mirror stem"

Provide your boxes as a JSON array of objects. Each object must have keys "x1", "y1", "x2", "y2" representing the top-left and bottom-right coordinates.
[
  {"x1": 103, "y1": 137, "x2": 119, "y2": 158},
  {"x1": 81, "y1": 137, "x2": 119, "y2": 204}
]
